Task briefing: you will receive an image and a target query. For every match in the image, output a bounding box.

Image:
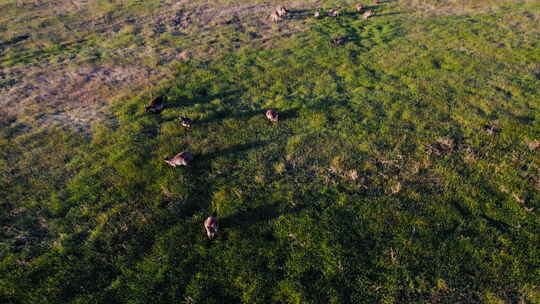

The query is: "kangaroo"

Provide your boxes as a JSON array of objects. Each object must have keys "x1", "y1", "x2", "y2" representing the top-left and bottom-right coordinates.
[
  {"x1": 363, "y1": 9, "x2": 374, "y2": 19},
  {"x1": 179, "y1": 116, "x2": 192, "y2": 128},
  {"x1": 145, "y1": 95, "x2": 165, "y2": 113},
  {"x1": 276, "y1": 6, "x2": 289, "y2": 18},
  {"x1": 204, "y1": 216, "x2": 218, "y2": 239},
  {"x1": 314, "y1": 10, "x2": 322, "y2": 18},
  {"x1": 333, "y1": 37, "x2": 346, "y2": 45},
  {"x1": 328, "y1": 8, "x2": 340, "y2": 17},
  {"x1": 266, "y1": 109, "x2": 279, "y2": 122},
  {"x1": 356, "y1": 4, "x2": 364, "y2": 12},
  {"x1": 164, "y1": 151, "x2": 194, "y2": 167},
  {"x1": 270, "y1": 11, "x2": 281, "y2": 23}
]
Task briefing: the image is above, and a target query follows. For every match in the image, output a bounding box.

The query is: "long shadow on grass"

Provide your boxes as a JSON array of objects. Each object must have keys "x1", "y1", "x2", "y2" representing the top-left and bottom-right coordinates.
[
  {"x1": 196, "y1": 140, "x2": 272, "y2": 162},
  {"x1": 138, "y1": 88, "x2": 243, "y2": 117},
  {"x1": 194, "y1": 109, "x2": 262, "y2": 124},
  {"x1": 375, "y1": 12, "x2": 406, "y2": 17},
  {"x1": 219, "y1": 203, "x2": 304, "y2": 232},
  {"x1": 168, "y1": 89, "x2": 242, "y2": 109},
  {"x1": 293, "y1": 6, "x2": 389, "y2": 20},
  {"x1": 190, "y1": 108, "x2": 299, "y2": 125},
  {"x1": 287, "y1": 9, "x2": 317, "y2": 21},
  {"x1": 451, "y1": 199, "x2": 512, "y2": 233},
  {"x1": 165, "y1": 140, "x2": 275, "y2": 227}
]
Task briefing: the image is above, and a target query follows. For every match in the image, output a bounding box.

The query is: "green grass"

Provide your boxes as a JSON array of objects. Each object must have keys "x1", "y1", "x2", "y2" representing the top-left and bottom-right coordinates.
[{"x1": 1, "y1": 1, "x2": 540, "y2": 303}]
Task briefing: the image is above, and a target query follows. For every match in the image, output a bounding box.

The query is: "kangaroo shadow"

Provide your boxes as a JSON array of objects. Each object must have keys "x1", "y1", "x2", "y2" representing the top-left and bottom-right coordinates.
[
  {"x1": 173, "y1": 108, "x2": 298, "y2": 125},
  {"x1": 277, "y1": 108, "x2": 299, "y2": 120},
  {"x1": 220, "y1": 204, "x2": 282, "y2": 229},
  {"x1": 282, "y1": 4, "x2": 401, "y2": 21},
  {"x1": 286, "y1": 9, "x2": 317, "y2": 21},
  {"x1": 164, "y1": 140, "x2": 273, "y2": 220},
  {"x1": 195, "y1": 109, "x2": 263, "y2": 125},
  {"x1": 195, "y1": 140, "x2": 271, "y2": 164},
  {"x1": 375, "y1": 11, "x2": 406, "y2": 17},
  {"x1": 479, "y1": 214, "x2": 512, "y2": 232},
  {"x1": 0, "y1": 33, "x2": 30, "y2": 49},
  {"x1": 451, "y1": 198, "x2": 512, "y2": 234},
  {"x1": 137, "y1": 88, "x2": 243, "y2": 121},
  {"x1": 167, "y1": 88, "x2": 242, "y2": 110},
  {"x1": 219, "y1": 202, "x2": 305, "y2": 232}
]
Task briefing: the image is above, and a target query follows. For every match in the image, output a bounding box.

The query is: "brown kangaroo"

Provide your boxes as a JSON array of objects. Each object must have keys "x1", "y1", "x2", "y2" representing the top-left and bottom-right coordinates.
[
  {"x1": 270, "y1": 11, "x2": 281, "y2": 23},
  {"x1": 333, "y1": 37, "x2": 346, "y2": 45},
  {"x1": 328, "y1": 8, "x2": 341, "y2": 17},
  {"x1": 266, "y1": 109, "x2": 279, "y2": 122},
  {"x1": 164, "y1": 151, "x2": 194, "y2": 167},
  {"x1": 363, "y1": 9, "x2": 374, "y2": 19},
  {"x1": 276, "y1": 6, "x2": 289, "y2": 18},
  {"x1": 204, "y1": 216, "x2": 218, "y2": 239}
]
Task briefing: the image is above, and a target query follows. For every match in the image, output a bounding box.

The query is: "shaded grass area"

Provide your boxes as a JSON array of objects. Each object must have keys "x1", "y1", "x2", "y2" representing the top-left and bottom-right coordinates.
[{"x1": 1, "y1": 2, "x2": 540, "y2": 303}]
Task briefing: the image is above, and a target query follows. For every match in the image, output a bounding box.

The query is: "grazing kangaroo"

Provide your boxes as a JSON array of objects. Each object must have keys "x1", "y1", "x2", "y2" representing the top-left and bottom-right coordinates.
[
  {"x1": 333, "y1": 37, "x2": 346, "y2": 45},
  {"x1": 276, "y1": 6, "x2": 289, "y2": 18},
  {"x1": 164, "y1": 151, "x2": 194, "y2": 167},
  {"x1": 179, "y1": 116, "x2": 192, "y2": 128},
  {"x1": 270, "y1": 11, "x2": 281, "y2": 23},
  {"x1": 328, "y1": 8, "x2": 340, "y2": 17},
  {"x1": 145, "y1": 95, "x2": 165, "y2": 113},
  {"x1": 314, "y1": 10, "x2": 321, "y2": 18},
  {"x1": 356, "y1": 4, "x2": 364, "y2": 12},
  {"x1": 266, "y1": 109, "x2": 279, "y2": 122},
  {"x1": 363, "y1": 9, "x2": 374, "y2": 19},
  {"x1": 204, "y1": 216, "x2": 218, "y2": 239}
]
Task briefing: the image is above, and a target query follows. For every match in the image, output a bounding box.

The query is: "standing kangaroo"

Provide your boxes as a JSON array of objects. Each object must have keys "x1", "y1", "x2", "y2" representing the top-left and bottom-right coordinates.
[
  {"x1": 204, "y1": 216, "x2": 218, "y2": 239},
  {"x1": 276, "y1": 6, "x2": 289, "y2": 18},
  {"x1": 266, "y1": 109, "x2": 279, "y2": 122},
  {"x1": 270, "y1": 11, "x2": 281, "y2": 22},
  {"x1": 328, "y1": 8, "x2": 341, "y2": 17},
  {"x1": 164, "y1": 151, "x2": 194, "y2": 167},
  {"x1": 363, "y1": 9, "x2": 374, "y2": 19}
]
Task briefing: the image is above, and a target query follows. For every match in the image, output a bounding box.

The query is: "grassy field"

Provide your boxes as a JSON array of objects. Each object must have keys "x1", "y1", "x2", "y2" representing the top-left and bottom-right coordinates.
[
  {"x1": 1, "y1": 0, "x2": 540, "y2": 303},
  {"x1": 0, "y1": 0, "x2": 319, "y2": 131}
]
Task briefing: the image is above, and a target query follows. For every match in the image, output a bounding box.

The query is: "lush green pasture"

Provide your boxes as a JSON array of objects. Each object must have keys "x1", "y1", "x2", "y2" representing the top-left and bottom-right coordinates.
[{"x1": 1, "y1": 1, "x2": 540, "y2": 303}]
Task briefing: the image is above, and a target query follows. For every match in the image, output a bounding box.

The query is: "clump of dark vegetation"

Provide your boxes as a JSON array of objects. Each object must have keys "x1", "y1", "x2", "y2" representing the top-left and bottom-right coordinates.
[{"x1": 1, "y1": 0, "x2": 540, "y2": 303}]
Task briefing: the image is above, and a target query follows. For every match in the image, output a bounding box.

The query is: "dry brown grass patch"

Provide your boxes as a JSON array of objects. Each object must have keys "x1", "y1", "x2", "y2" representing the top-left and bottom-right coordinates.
[{"x1": 0, "y1": 64, "x2": 156, "y2": 131}]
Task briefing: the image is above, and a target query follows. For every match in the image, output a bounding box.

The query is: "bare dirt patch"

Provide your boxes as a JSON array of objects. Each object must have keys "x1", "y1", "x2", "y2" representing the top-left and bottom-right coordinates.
[{"x1": 0, "y1": 64, "x2": 155, "y2": 132}]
